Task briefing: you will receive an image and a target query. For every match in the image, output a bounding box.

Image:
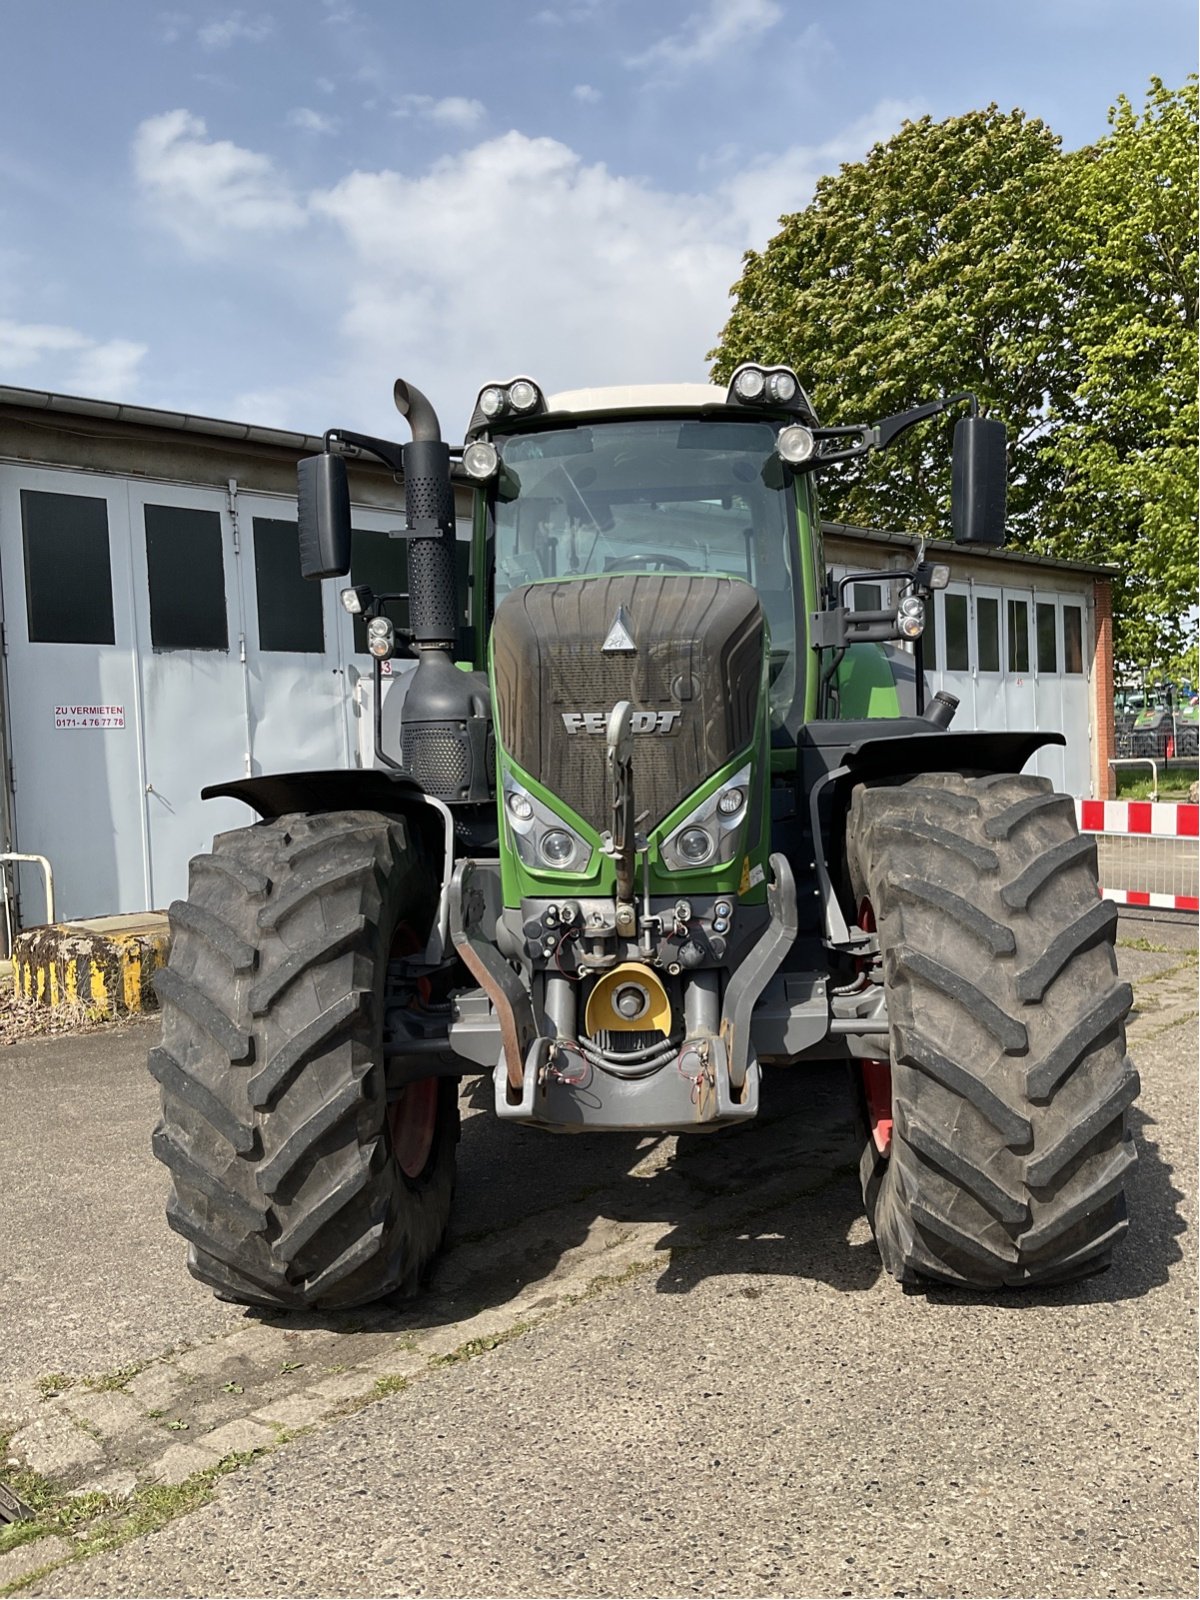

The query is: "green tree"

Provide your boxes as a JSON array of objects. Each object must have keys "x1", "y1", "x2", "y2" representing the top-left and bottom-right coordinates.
[
  {"x1": 710, "y1": 85, "x2": 1198, "y2": 672},
  {"x1": 1047, "y1": 77, "x2": 1198, "y2": 674}
]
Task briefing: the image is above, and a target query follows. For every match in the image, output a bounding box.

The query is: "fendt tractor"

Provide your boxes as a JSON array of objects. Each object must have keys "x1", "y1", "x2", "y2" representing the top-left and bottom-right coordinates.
[{"x1": 151, "y1": 366, "x2": 1138, "y2": 1307}]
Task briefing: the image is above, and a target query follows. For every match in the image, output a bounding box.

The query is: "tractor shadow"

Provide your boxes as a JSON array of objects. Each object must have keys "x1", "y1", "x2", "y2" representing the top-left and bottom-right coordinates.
[
  {"x1": 411, "y1": 1072, "x2": 1184, "y2": 1325},
  {"x1": 417, "y1": 1062, "x2": 885, "y2": 1319}
]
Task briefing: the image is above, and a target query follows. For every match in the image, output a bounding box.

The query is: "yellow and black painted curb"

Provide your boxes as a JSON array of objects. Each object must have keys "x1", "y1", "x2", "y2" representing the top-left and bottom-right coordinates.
[{"x1": 12, "y1": 915, "x2": 169, "y2": 1015}]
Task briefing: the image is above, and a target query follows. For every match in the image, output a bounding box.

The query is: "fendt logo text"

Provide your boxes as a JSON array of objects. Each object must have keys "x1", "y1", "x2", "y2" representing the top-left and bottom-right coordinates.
[{"x1": 561, "y1": 710, "x2": 681, "y2": 734}]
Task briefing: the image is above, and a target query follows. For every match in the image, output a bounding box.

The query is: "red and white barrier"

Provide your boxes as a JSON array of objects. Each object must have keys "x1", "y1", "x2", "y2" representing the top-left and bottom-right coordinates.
[{"x1": 1076, "y1": 800, "x2": 1199, "y2": 913}]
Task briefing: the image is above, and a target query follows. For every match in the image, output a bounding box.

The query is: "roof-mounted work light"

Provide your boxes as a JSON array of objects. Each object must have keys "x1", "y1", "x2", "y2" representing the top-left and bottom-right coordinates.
[{"x1": 467, "y1": 376, "x2": 547, "y2": 435}]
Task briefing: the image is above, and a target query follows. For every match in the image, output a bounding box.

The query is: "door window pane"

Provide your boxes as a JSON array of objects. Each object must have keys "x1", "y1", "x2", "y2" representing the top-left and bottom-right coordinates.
[
  {"x1": 977, "y1": 597, "x2": 1000, "y2": 671},
  {"x1": 1063, "y1": 605, "x2": 1084, "y2": 673},
  {"x1": 21, "y1": 489, "x2": 115, "y2": 644},
  {"x1": 944, "y1": 592, "x2": 969, "y2": 670},
  {"x1": 145, "y1": 504, "x2": 227, "y2": 651},
  {"x1": 1036, "y1": 602, "x2": 1057, "y2": 675},
  {"x1": 924, "y1": 595, "x2": 938, "y2": 670},
  {"x1": 253, "y1": 518, "x2": 325, "y2": 653},
  {"x1": 1007, "y1": 598, "x2": 1030, "y2": 673}
]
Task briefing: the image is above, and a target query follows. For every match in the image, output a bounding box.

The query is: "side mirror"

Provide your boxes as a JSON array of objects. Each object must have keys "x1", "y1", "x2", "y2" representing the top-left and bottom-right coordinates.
[
  {"x1": 297, "y1": 452, "x2": 352, "y2": 579},
  {"x1": 951, "y1": 416, "x2": 1006, "y2": 546}
]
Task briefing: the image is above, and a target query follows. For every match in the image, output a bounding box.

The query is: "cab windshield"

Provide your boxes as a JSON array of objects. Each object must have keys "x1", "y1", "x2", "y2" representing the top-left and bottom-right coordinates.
[{"x1": 491, "y1": 418, "x2": 797, "y2": 723}]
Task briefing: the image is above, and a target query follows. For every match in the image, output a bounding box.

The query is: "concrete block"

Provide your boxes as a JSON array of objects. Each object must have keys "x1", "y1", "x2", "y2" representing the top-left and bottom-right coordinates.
[
  {"x1": 64, "y1": 1387, "x2": 143, "y2": 1438},
  {"x1": 12, "y1": 914, "x2": 169, "y2": 1015},
  {"x1": 9, "y1": 1410, "x2": 105, "y2": 1479},
  {"x1": 197, "y1": 1418, "x2": 277, "y2": 1457},
  {"x1": 149, "y1": 1442, "x2": 222, "y2": 1486}
]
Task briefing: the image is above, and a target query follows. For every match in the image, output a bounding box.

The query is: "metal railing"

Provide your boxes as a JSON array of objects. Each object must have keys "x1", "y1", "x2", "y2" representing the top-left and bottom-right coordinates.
[{"x1": 0, "y1": 852, "x2": 56, "y2": 958}]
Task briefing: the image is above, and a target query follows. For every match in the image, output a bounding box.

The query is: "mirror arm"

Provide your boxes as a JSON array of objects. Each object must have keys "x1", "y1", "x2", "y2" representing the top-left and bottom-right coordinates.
[{"x1": 324, "y1": 428, "x2": 406, "y2": 475}]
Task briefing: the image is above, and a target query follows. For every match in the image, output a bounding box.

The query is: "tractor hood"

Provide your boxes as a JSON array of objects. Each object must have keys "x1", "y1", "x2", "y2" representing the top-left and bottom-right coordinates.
[{"x1": 491, "y1": 573, "x2": 764, "y2": 837}]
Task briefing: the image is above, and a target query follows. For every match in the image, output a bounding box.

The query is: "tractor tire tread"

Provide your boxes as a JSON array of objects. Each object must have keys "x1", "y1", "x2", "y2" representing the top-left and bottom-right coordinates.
[
  {"x1": 152, "y1": 809, "x2": 455, "y2": 1311},
  {"x1": 847, "y1": 771, "x2": 1136, "y2": 1289}
]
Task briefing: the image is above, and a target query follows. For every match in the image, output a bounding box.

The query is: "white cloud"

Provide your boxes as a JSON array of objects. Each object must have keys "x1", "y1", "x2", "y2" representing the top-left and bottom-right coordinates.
[
  {"x1": 308, "y1": 110, "x2": 914, "y2": 434},
  {"x1": 197, "y1": 11, "x2": 274, "y2": 49},
  {"x1": 572, "y1": 84, "x2": 602, "y2": 104},
  {"x1": 132, "y1": 109, "x2": 306, "y2": 250},
  {"x1": 288, "y1": 107, "x2": 339, "y2": 135},
  {"x1": 629, "y1": 0, "x2": 782, "y2": 74},
  {"x1": 0, "y1": 320, "x2": 147, "y2": 399},
  {"x1": 393, "y1": 94, "x2": 486, "y2": 130}
]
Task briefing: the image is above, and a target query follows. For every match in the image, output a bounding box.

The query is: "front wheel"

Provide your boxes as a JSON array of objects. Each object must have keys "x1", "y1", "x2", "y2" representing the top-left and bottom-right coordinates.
[
  {"x1": 151, "y1": 809, "x2": 457, "y2": 1310},
  {"x1": 845, "y1": 771, "x2": 1138, "y2": 1288}
]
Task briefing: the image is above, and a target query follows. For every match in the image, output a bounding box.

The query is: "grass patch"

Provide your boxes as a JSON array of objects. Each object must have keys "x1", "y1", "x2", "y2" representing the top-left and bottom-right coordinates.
[
  {"x1": 0, "y1": 1443, "x2": 267, "y2": 1596},
  {"x1": 372, "y1": 1375, "x2": 409, "y2": 1397},
  {"x1": 35, "y1": 1375, "x2": 75, "y2": 1402},
  {"x1": 1115, "y1": 765, "x2": 1198, "y2": 801},
  {"x1": 81, "y1": 1363, "x2": 144, "y2": 1394}
]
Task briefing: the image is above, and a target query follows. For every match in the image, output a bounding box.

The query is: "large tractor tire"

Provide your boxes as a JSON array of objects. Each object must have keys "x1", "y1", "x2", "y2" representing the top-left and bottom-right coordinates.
[
  {"x1": 150, "y1": 810, "x2": 457, "y2": 1310},
  {"x1": 845, "y1": 771, "x2": 1138, "y2": 1288}
]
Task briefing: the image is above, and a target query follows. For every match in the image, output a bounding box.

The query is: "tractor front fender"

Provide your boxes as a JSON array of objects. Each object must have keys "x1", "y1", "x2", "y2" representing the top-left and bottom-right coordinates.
[
  {"x1": 202, "y1": 769, "x2": 454, "y2": 963},
  {"x1": 801, "y1": 724, "x2": 1067, "y2": 948}
]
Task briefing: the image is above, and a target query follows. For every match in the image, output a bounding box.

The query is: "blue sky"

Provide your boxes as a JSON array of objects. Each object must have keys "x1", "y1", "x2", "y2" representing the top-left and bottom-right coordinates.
[{"x1": 0, "y1": 0, "x2": 1194, "y2": 439}]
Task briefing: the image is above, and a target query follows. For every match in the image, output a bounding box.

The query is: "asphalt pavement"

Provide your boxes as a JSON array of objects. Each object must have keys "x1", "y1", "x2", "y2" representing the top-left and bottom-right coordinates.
[{"x1": 0, "y1": 912, "x2": 1195, "y2": 1598}]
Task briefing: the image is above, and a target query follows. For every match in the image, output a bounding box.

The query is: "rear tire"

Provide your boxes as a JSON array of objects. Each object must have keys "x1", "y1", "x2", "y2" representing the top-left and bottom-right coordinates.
[
  {"x1": 151, "y1": 809, "x2": 457, "y2": 1310},
  {"x1": 845, "y1": 772, "x2": 1138, "y2": 1288}
]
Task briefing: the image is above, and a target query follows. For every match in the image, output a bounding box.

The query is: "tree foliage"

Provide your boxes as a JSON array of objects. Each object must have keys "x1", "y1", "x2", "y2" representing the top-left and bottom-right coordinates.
[{"x1": 709, "y1": 82, "x2": 1198, "y2": 672}]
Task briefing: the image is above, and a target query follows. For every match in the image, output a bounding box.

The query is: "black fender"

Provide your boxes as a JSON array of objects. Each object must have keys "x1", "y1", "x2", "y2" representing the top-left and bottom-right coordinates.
[
  {"x1": 800, "y1": 723, "x2": 1068, "y2": 946},
  {"x1": 202, "y1": 768, "x2": 427, "y2": 820},
  {"x1": 202, "y1": 770, "x2": 472, "y2": 963}
]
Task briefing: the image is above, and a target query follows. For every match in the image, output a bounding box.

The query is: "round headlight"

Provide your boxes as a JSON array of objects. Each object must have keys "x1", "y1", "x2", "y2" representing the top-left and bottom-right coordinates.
[
  {"x1": 898, "y1": 596, "x2": 925, "y2": 640},
  {"x1": 777, "y1": 425, "x2": 816, "y2": 465},
  {"x1": 677, "y1": 826, "x2": 714, "y2": 865},
  {"x1": 507, "y1": 792, "x2": 534, "y2": 821},
  {"x1": 508, "y1": 379, "x2": 538, "y2": 412},
  {"x1": 366, "y1": 616, "x2": 394, "y2": 658},
  {"x1": 768, "y1": 371, "x2": 797, "y2": 403},
  {"x1": 717, "y1": 787, "x2": 746, "y2": 817},
  {"x1": 539, "y1": 829, "x2": 577, "y2": 867},
  {"x1": 733, "y1": 367, "x2": 766, "y2": 401},
  {"x1": 479, "y1": 386, "x2": 506, "y2": 418},
  {"x1": 463, "y1": 441, "x2": 500, "y2": 479}
]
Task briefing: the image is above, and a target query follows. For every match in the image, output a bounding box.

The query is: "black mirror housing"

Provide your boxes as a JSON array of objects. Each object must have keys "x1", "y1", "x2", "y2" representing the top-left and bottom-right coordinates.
[
  {"x1": 951, "y1": 416, "x2": 1006, "y2": 546},
  {"x1": 297, "y1": 452, "x2": 352, "y2": 579}
]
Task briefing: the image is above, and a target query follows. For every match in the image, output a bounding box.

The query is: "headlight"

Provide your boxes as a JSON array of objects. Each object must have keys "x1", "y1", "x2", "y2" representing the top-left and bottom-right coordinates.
[
  {"x1": 733, "y1": 366, "x2": 766, "y2": 401},
  {"x1": 508, "y1": 379, "x2": 538, "y2": 412},
  {"x1": 539, "y1": 830, "x2": 577, "y2": 866},
  {"x1": 767, "y1": 371, "x2": 797, "y2": 403},
  {"x1": 776, "y1": 425, "x2": 815, "y2": 465},
  {"x1": 659, "y1": 763, "x2": 752, "y2": 872},
  {"x1": 478, "y1": 386, "x2": 506, "y2": 418},
  {"x1": 503, "y1": 774, "x2": 593, "y2": 874},
  {"x1": 463, "y1": 441, "x2": 500, "y2": 479},
  {"x1": 676, "y1": 827, "x2": 714, "y2": 865},
  {"x1": 366, "y1": 616, "x2": 394, "y2": 658},
  {"x1": 898, "y1": 595, "x2": 925, "y2": 640}
]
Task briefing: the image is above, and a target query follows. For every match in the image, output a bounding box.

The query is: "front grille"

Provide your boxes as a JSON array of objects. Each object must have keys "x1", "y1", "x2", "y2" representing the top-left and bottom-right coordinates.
[{"x1": 492, "y1": 575, "x2": 763, "y2": 833}]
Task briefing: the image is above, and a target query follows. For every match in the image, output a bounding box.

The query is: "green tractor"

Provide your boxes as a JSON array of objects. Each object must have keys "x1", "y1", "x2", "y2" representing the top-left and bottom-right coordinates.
[{"x1": 151, "y1": 366, "x2": 1138, "y2": 1307}]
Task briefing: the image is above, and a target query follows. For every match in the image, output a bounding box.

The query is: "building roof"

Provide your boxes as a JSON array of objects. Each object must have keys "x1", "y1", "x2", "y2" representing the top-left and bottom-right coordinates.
[
  {"x1": 822, "y1": 520, "x2": 1116, "y2": 579},
  {"x1": 0, "y1": 383, "x2": 325, "y2": 455}
]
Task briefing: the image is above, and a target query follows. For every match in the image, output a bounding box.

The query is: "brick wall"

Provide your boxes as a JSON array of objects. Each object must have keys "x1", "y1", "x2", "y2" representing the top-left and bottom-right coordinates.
[{"x1": 1093, "y1": 578, "x2": 1115, "y2": 798}]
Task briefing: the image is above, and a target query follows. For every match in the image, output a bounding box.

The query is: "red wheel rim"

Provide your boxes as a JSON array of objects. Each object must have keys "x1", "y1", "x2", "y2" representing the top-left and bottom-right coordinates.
[
  {"x1": 389, "y1": 1079, "x2": 439, "y2": 1179},
  {"x1": 858, "y1": 898, "x2": 893, "y2": 1159}
]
